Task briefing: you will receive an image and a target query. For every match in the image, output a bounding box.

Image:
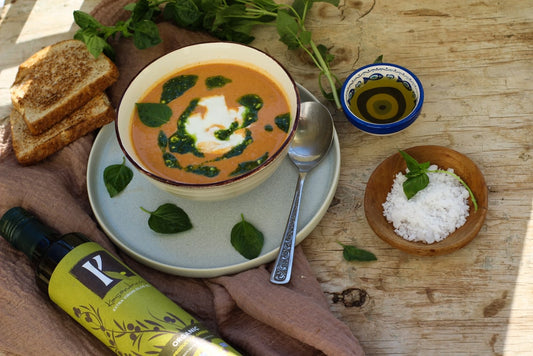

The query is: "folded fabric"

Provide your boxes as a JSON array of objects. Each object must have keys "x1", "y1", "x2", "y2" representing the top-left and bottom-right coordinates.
[{"x1": 0, "y1": 0, "x2": 365, "y2": 355}]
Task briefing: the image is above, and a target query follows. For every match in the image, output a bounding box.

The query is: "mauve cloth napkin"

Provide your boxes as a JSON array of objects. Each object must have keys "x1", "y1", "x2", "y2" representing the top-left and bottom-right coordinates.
[{"x1": 0, "y1": 1, "x2": 365, "y2": 355}]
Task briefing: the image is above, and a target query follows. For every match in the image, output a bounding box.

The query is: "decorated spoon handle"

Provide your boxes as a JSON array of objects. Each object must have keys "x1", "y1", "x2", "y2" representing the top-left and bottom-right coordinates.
[{"x1": 270, "y1": 172, "x2": 307, "y2": 284}]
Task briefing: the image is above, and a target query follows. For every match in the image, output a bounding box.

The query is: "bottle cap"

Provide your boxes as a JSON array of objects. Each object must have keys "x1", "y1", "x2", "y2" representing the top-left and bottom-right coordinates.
[{"x1": 0, "y1": 207, "x2": 57, "y2": 263}]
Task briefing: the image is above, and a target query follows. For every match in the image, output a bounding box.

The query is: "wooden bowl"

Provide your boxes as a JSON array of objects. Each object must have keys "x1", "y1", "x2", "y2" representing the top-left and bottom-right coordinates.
[{"x1": 364, "y1": 145, "x2": 488, "y2": 256}]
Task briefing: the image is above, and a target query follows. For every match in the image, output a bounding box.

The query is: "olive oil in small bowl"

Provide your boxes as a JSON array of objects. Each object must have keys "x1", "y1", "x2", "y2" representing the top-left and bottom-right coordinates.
[{"x1": 341, "y1": 63, "x2": 424, "y2": 135}]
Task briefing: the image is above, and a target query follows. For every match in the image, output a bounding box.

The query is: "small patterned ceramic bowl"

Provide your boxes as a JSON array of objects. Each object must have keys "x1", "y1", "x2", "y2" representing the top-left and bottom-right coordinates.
[{"x1": 341, "y1": 63, "x2": 424, "y2": 135}]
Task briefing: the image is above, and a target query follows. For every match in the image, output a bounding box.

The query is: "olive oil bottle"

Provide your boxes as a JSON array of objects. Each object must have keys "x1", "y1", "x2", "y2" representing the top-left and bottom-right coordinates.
[{"x1": 0, "y1": 207, "x2": 240, "y2": 356}]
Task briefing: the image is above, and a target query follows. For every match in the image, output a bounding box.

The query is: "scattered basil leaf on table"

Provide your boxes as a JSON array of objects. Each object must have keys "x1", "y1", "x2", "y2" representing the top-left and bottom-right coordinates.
[
  {"x1": 140, "y1": 203, "x2": 192, "y2": 234},
  {"x1": 398, "y1": 150, "x2": 478, "y2": 211},
  {"x1": 231, "y1": 214, "x2": 264, "y2": 260},
  {"x1": 337, "y1": 242, "x2": 377, "y2": 262},
  {"x1": 103, "y1": 157, "x2": 133, "y2": 198}
]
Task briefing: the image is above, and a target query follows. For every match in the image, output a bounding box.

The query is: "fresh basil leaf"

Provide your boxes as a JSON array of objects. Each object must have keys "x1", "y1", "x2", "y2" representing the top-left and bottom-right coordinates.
[
  {"x1": 218, "y1": 4, "x2": 248, "y2": 25},
  {"x1": 163, "y1": 0, "x2": 202, "y2": 27},
  {"x1": 141, "y1": 203, "x2": 192, "y2": 234},
  {"x1": 85, "y1": 33, "x2": 113, "y2": 59},
  {"x1": 403, "y1": 173, "x2": 430, "y2": 199},
  {"x1": 405, "y1": 170, "x2": 423, "y2": 178},
  {"x1": 419, "y1": 161, "x2": 431, "y2": 170},
  {"x1": 160, "y1": 75, "x2": 198, "y2": 104},
  {"x1": 217, "y1": 21, "x2": 256, "y2": 43},
  {"x1": 399, "y1": 150, "x2": 421, "y2": 173},
  {"x1": 276, "y1": 10, "x2": 300, "y2": 50},
  {"x1": 131, "y1": 0, "x2": 160, "y2": 23},
  {"x1": 132, "y1": 20, "x2": 162, "y2": 49},
  {"x1": 123, "y1": 3, "x2": 136, "y2": 11},
  {"x1": 231, "y1": 214, "x2": 264, "y2": 260},
  {"x1": 299, "y1": 30, "x2": 312, "y2": 46},
  {"x1": 136, "y1": 103, "x2": 172, "y2": 127},
  {"x1": 103, "y1": 157, "x2": 133, "y2": 198},
  {"x1": 73, "y1": 10, "x2": 102, "y2": 30},
  {"x1": 291, "y1": 0, "x2": 309, "y2": 19},
  {"x1": 338, "y1": 242, "x2": 377, "y2": 262}
]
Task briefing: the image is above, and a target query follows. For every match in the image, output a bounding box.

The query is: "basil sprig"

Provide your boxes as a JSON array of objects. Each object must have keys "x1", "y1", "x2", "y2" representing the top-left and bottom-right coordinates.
[
  {"x1": 399, "y1": 150, "x2": 478, "y2": 211},
  {"x1": 73, "y1": 0, "x2": 343, "y2": 107}
]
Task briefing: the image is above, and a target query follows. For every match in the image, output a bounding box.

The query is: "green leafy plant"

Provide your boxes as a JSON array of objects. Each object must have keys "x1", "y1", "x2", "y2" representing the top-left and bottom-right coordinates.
[
  {"x1": 337, "y1": 242, "x2": 377, "y2": 262},
  {"x1": 140, "y1": 203, "x2": 193, "y2": 234},
  {"x1": 231, "y1": 214, "x2": 264, "y2": 260},
  {"x1": 103, "y1": 157, "x2": 134, "y2": 197},
  {"x1": 73, "y1": 0, "x2": 343, "y2": 107},
  {"x1": 399, "y1": 150, "x2": 478, "y2": 211}
]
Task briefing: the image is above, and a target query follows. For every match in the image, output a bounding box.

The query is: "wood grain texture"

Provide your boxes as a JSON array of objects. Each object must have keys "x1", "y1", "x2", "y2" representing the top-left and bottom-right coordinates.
[{"x1": 1, "y1": 0, "x2": 531, "y2": 355}]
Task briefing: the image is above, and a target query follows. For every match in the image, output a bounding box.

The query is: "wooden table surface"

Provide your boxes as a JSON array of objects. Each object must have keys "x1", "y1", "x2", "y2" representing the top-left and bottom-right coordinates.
[{"x1": 1, "y1": 1, "x2": 531, "y2": 355}]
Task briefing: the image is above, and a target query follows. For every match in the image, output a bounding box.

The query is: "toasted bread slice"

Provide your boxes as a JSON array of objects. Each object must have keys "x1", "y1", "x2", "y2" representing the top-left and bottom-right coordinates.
[
  {"x1": 10, "y1": 39, "x2": 118, "y2": 135},
  {"x1": 10, "y1": 92, "x2": 115, "y2": 165}
]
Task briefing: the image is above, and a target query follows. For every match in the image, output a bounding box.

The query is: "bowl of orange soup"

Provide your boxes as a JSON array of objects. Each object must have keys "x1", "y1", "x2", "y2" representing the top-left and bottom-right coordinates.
[{"x1": 116, "y1": 42, "x2": 300, "y2": 201}]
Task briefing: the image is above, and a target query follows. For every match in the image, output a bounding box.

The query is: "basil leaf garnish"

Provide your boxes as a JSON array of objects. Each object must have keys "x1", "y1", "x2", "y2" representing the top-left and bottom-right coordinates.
[
  {"x1": 403, "y1": 173, "x2": 429, "y2": 199},
  {"x1": 231, "y1": 214, "x2": 264, "y2": 260},
  {"x1": 103, "y1": 157, "x2": 133, "y2": 198},
  {"x1": 136, "y1": 102, "x2": 172, "y2": 127},
  {"x1": 140, "y1": 203, "x2": 192, "y2": 234}
]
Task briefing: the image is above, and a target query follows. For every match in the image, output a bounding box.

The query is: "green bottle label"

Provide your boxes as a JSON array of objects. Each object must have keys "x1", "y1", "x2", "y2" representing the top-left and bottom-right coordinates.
[{"x1": 48, "y1": 242, "x2": 240, "y2": 355}]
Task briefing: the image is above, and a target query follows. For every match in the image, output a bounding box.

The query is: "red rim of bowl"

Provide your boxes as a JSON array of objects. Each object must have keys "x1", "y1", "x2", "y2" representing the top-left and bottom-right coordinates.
[{"x1": 115, "y1": 42, "x2": 301, "y2": 189}]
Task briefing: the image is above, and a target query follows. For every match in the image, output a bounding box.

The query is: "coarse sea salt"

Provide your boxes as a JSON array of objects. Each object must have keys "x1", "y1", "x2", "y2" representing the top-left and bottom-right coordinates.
[{"x1": 382, "y1": 165, "x2": 470, "y2": 244}]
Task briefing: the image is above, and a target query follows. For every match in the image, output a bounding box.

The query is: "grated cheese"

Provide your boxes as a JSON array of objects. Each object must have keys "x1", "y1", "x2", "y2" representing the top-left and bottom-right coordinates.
[{"x1": 382, "y1": 165, "x2": 470, "y2": 243}]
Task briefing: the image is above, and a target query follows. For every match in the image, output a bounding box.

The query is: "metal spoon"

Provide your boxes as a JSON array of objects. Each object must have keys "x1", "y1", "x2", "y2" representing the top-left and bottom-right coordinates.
[{"x1": 270, "y1": 101, "x2": 334, "y2": 284}]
